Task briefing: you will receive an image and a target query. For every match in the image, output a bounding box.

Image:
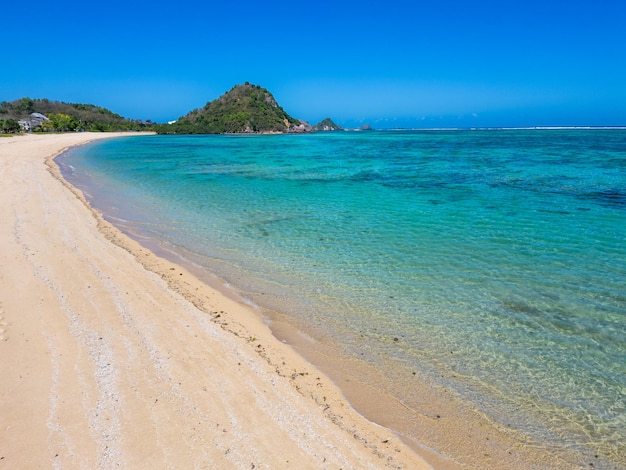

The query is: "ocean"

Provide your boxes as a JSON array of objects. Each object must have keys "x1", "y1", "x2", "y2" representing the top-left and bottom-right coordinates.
[{"x1": 59, "y1": 130, "x2": 626, "y2": 468}]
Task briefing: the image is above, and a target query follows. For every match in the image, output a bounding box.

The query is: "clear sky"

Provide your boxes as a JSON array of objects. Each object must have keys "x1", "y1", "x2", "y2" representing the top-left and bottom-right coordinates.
[{"x1": 3, "y1": 0, "x2": 625, "y2": 127}]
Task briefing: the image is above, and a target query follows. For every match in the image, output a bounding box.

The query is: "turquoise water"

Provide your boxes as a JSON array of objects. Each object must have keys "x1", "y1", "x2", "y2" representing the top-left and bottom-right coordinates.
[{"x1": 60, "y1": 130, "x2": 626, "y2": 468}]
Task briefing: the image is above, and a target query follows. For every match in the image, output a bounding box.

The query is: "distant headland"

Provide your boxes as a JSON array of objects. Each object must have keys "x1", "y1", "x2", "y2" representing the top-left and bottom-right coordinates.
[
  {"x1": 152, "y1": 83, "x2": 342, "y2": 135},
  {"x1": 1, "y1": 83, "x2": 347, "y2": 135}
]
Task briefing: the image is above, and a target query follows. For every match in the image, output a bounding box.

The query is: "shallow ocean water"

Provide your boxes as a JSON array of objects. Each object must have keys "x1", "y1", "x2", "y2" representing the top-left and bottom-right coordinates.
[{"x1": 60, "y1": 130, "x2": 626, "y2": 468}]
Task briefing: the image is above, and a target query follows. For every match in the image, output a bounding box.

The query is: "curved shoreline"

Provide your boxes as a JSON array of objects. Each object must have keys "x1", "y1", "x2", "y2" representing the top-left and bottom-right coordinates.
[
  {"x1": 63, "y1": 134, "x2": 594, "y2": 469},
  {"x1": 0, "y1": 132, "x2": 435, "y2": 468},
  {"x1": 58, "y1": 133, "x2": 589, "y2": 469},
  {"x1": 2, "y1": 132, "x2": 597, "y2": 469}
]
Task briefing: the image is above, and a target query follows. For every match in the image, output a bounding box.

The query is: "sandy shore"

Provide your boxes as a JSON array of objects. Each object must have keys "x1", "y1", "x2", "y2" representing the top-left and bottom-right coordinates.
[{"x1": 0, "y1": 132, "x2": 434, "y2": 468}]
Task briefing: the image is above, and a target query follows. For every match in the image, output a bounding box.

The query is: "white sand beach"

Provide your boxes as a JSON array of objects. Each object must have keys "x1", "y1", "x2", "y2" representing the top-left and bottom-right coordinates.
[{"x1": 0, "y1": 133, "x2": 434, "y2": 468}]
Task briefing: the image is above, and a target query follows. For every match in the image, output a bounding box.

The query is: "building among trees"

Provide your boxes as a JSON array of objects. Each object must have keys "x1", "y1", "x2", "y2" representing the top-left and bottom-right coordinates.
[{"x1": 18, "y1": 112, "x2": 49, "y2": 131}]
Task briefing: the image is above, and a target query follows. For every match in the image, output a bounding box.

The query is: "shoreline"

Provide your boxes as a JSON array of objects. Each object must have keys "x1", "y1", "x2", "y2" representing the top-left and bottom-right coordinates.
[
  {"x1": 64, "y1": 133, "x2": 582, "y2": 469},
  {"x1": 0, "y1": 132, "x2": 434, "y2": 468},
  {"x1": 63, "y1": 136, "x2": 593, "y2": 470},
  {"x1": 60, "y1": 132, "x2": 591, "y2": 469}
]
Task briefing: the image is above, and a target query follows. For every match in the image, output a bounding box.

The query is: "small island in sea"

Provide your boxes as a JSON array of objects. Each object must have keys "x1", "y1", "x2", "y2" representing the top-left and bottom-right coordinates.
[{"x1": 312, "y1": 117, "x2": 343, "y2": 131}]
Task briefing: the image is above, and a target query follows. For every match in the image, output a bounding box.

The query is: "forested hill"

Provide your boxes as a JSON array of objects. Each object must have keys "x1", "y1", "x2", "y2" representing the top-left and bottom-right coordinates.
[
  {"x1": 0, "y1": 98, "x2": 152, "y2": 132},
  {"x1": 155, "y1": 83, "x2": 307, "y2": 134},
  {"x1": 313, "y1": 117, "x2": 343, "y2": 131}
]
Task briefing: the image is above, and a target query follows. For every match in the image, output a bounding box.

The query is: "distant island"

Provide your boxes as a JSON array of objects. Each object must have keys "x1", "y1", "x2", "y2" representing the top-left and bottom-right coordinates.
[
  {"x1": 313, "y1": 118, "x2": 343, "y2": 131},
  {"x1": 1, "y1": 83, "x2": 344, "y2": 135}
]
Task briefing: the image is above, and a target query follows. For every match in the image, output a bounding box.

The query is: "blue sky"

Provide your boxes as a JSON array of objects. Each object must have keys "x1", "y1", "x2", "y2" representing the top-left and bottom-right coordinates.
[{"x1": 2, "y1": 0, "x2": 625, "y2": 127}]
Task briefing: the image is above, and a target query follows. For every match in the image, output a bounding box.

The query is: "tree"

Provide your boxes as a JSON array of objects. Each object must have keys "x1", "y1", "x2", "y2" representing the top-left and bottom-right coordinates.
[
  {"x1": 47, "y1": 113, "x2": 78, "y2": 132},
  {"x1": 0, "y1": 119, "x2": 21, "y2": 133},
  {"x1": 16, "y1": 98, "x2": 35, "y2": 114}
]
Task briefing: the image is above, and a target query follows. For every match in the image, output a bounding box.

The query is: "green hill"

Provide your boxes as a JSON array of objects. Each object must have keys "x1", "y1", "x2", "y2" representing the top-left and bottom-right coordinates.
[
  {"x1": 156, "y1": 83, "x2": 304, "y2": 134},
  {"x1": 0, "y1": 97, "x2": 152, "y2": 132},
  {"x1": 313, "y1": 117, "x2": 343, "y2": 131}
]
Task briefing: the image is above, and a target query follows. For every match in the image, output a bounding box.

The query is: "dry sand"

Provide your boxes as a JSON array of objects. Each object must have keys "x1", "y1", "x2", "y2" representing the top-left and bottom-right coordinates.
[{"x1": 0, "y1": 132, "x2": 434, "y2": 468}]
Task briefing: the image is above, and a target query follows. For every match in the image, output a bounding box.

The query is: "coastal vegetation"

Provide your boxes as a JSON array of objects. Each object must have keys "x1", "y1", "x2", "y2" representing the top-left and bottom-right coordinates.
[
  {"x1": 153, "y1": 83, "x2": 306, "y2": 134},
  {"x1": 0, "y1": 98, "x2": 153, "y2": 132},
  {"x1": 2, "y1": 85, "x2": 343, "y2": 135},
  {"x1": 0, "y1": 118, "x2": 21, "y2": 134}
]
